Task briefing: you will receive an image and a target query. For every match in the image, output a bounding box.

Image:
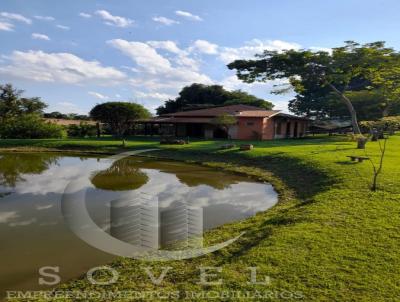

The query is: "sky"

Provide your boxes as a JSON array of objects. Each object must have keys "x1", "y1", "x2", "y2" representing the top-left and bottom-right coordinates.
[{"x1": 1, "y1": 0, "x2": 400, "y2": 115}]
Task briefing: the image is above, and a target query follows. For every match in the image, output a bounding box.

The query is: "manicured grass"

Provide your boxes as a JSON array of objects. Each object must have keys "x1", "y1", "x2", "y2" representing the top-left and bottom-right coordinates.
[{"x1": 2, "y1": 135, "x2": 400, "y2": 301}]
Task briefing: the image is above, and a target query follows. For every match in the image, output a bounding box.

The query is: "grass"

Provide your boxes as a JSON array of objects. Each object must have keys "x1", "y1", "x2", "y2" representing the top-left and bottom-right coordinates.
[{"x1": 2, "y1": 134, "x2": 400, "y2": 301}]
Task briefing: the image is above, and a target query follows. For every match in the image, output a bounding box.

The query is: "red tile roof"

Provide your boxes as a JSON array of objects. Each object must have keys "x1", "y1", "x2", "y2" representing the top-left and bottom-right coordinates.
[
  {"x1": 150, "y1": 117, "x2": 214, "y2": 123},
  {"x1": 162, "y1": 104, "x2": 280, "y2": 118}
]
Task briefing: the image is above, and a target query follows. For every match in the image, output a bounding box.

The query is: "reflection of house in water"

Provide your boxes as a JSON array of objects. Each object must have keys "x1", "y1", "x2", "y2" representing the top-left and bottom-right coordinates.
[{"x1": 110, "y1": 194, "x2": 203, "y2": 250}]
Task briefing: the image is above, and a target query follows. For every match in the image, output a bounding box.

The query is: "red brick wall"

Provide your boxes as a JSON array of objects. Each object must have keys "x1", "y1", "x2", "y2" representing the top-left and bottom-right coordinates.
[
  {"x1": 235, "y1": 116, "x2": 308, "y2": 140},
  {"x1": 236, "y1": 117, "x2": 264, "y2": 140},
  {"x1": 262, "y1": 118, "x2": 275, "y2": 140}
]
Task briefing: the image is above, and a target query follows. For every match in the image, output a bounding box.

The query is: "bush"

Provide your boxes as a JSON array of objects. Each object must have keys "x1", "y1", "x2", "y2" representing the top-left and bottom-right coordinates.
[
  {"x1": 0, "y1": 114, "x2": 66, "y2": 139},
  {"x1": 67, "y1": 122, "x2": 98, "y2": 138},
  {"x1": 360, "y1": 116, "x2": 400, "y2": 133}
]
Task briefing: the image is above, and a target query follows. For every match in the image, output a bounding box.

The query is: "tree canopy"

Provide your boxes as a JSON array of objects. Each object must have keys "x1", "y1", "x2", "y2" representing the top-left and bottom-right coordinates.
[
  {"x1": 0, "y1": 83, "x2": 47, "y2": 122},
  {"x1": 43, "y1": 111, "x2": 90, "y2": 120},
  {"x1": 156, "y1": 83, "x2": 273, "y2": 115},
  {"x1": 0, "y1": 83, "x2": 65, "y2": 139},
  {"x1": 228, "y1": 41, "x2": 400, "y2": 134},
  {"x1": 90, "y1": 102, "x2": 151, "y2": 136}
]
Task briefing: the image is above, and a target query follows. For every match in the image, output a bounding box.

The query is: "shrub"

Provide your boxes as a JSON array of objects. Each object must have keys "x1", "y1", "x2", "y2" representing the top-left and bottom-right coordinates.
[
  {"x1": 0, "y1": 114, "x2": 66, "y2": 139},
  {"x1": 360, "y1": 116, "x2": 400, "y2": 133},
  {"x1": 67, "y1": 122, "x2": 97, "y2": 138}
]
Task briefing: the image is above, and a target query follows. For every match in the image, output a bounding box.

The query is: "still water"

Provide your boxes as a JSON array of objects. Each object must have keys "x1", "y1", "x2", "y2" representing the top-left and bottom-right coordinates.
[{"x1": 0, "y1": 152, "x2": 277, "y2": 296}]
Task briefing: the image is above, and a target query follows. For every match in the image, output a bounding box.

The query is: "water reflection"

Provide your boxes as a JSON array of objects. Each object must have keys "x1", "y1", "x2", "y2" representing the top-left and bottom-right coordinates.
[
  {"x1": 0, "y1": 152, "x2": 277, "y2": 297},
  {"x1": 0, "y1": 153, "x2": 59, "y2": 187},
  {"x1": 91, "y1": 158, "x2": 149, "y2": 191}
]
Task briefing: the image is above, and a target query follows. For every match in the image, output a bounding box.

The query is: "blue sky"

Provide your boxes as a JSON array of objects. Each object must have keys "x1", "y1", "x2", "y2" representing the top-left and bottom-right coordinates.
[{"x1": 1, "y1": 0, "x2": 400, "y2": 114}]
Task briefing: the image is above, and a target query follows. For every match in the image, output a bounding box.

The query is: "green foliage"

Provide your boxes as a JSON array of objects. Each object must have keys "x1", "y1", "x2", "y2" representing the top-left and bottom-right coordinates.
[
  {"x1": 211, "y1": 113, "x2": 237, "y2": 127},
  {"x1": 156, "y1": 83, "x2": 273, "y2": 114},
  {"x1": 90, "y1": 102, "x2": 151, "y2": 136},
  {"x1": 67, "y1": 122, "x2": 98, "y2": 138},
  {"x1": 0, "y1": 83, "x2": 47, "y2": 122},
  {"x1": 228, "y1": 41, "x2": 400, "y2": 131},
  {"x1": 43, "y1": 111, "x2": 90, "y2": 120},
  {"x1": 0, "y1": 84, "x2": 65, "y2": 139},
  {"x1": 91, "y1": 158, "x2": 149, "y2": 191},
  {"x1": 360, "y1": 116, "x2": 400, "y2": 132},
  {"x1": 0, "y1": 114, "x2": 66, "y2": 139}
]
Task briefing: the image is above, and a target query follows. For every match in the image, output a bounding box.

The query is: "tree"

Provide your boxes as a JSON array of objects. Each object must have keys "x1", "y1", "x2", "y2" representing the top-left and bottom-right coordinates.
[
  {"x1": 0, "y1": 153, "x2": 59, "y2": 187},
  {"x1": 0, "y1": 114, "x2": 66, "y2": 139},
  {"x1": 367, "y1": 52, "x2": 400, "y2": 117},
  {"x1": 211, "y1": 113, "x2": 237, "y2": 138},
  {"x1": 90, "y1": 102, "x2": 151, "y2": 137},
  {"x1": 91, "y1": 158, "x2": 149, "y2": 191},
  {"x1": 0, "y1": 83, "x2": 47, "y2": 122},
  {"x1": 0, "y1": 83, "x2": 65, "y2": 139},
  {"x1": 228, "y1": 41, "x2": 399, "y2": 136},
  {"x1": 43, "y1": 112, "x2": 90, "y2": 120},
  {"x1": 156, "y1": 83, "x2": 273, "y2": 115}
]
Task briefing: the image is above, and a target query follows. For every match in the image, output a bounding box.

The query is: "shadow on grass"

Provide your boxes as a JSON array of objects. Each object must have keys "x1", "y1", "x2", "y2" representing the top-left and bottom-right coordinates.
[{"x1": 334, "y1": 161, "x2": 359, "y2": 165}]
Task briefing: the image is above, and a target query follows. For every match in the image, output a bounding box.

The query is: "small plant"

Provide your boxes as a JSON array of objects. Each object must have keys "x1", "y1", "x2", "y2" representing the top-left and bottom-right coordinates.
[{"x1": 366, "y1": 135, "x2": 388, "y2": 191}]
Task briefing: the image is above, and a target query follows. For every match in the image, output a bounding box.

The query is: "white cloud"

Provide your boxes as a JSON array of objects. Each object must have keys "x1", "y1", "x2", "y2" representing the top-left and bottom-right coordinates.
[
  {"x1": 108, "y1": 38, "x2": 212, "y2": 103},
  {"x1": 0, "y1": 50, "x2": 127, "y2": 85},
  {"x1": 56, "y1": 24, "x2": 70, "y2": 30},
  {"x1": 175, "y1": 10, "x2": 203, "y2": 21},
  {"x1": 0, "y1": 211, "x2": 18, "y2": 223},
  {"x1": 88, "y1": 91, "x2": 108, "y2": 100},
  {"x1": 146, "y1": 40, "x2": 199, "y2": 70},
  {"x1": 147, "y1": 40, "x2": 181, "y2": 53},
  {"x1": 152, "y1": 16, "x2": 179, "y2": 26},
  {"x1": 0, "y1": 12, "x2": 32, "y2": 24},
  {"x1": 0, "y1": 20, "x2": 13, "y2": 31},
  {"x1": 34, "y1": 15, "x2": 55, "y2": 21},
  {"x1": 95, "y1": 10, "x2": 134, "y2": 28},
  {"x1": 219, "y1": 39, "x2": 301, "y2": 63},
  {"x1": 9, "y1": 218, "x2": 37, "y2": 227},
  {"x1": 79, "y1": 12, "x2": 92, "y2": 18},
  {"x1": 309, "y1": 46, "x2": 332, "y2": 53},
  {"x1": 31, "y1": 33, "x2": 50, "y2": 41},
  {"x1": 135, "y1": 91, "x2": 175, "y2": 100},
  {"x1": 108, "y1": 39, "x2": 171, "y2": 74},
  {"x1": 36, "y1": 204, "x2": 54, "y2": 210},
  {"x1": 191, "y1": 39, "x2": 218, "y2": 54}
]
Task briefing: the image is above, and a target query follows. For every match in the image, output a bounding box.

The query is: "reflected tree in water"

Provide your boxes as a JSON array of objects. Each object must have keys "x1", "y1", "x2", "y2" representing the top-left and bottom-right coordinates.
[
  {"x1": 91, "y1": 158, "x2": 149, "y2": 191},
  {"x1": 120, "y1": 159, "x2": 241, "y2": 190},
  {"x1": 0, "y1": 153, "x2": 59, "y2": 187}
]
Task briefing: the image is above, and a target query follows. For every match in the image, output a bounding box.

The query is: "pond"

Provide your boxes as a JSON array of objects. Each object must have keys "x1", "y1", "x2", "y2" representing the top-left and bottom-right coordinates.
[{"x1": 0, "y1": 152, "x2": 277, "y2": 296}]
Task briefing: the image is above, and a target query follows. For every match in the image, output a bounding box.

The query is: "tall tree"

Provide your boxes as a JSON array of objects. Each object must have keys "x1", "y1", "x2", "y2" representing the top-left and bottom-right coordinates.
[
  {"x1": 0, "y1": 83, "x2": 47, "y2": 122},
  {"x1": 228, "y1": 41, "x2": 399, "y2": 135},
  {"x1": 156, "y1": 83, "x2": 273, "y2": 115},
  {"x1": 90, "y1": 102, "x2": 151, "y2": 137}
]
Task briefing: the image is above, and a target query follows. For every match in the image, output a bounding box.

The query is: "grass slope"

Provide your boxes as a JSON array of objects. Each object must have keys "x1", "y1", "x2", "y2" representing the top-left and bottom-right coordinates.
[{"x1": 2, "y1": 135, "x2": 399, "y2": 301}]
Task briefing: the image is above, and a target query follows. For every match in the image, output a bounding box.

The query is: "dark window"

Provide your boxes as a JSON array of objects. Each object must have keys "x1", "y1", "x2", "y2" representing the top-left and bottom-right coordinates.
[
  {"x1": 276, "y1": 122, "x2": 282, "y2": 135},
  {"x1": 246, "y1": 122, "x2": 254, "y2": 126}
]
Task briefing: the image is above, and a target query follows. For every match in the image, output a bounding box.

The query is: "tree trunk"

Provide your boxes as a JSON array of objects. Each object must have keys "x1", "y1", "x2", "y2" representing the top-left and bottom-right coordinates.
[
  {"x1": 96, "y1": 122, "x2": 101, "y2": 138},
  {"x1": 382, "y1": 105, "x2": 390, "y2": 117},
  {"x1": 326, "y1": 83, "x2": 362, "y2": 135}
]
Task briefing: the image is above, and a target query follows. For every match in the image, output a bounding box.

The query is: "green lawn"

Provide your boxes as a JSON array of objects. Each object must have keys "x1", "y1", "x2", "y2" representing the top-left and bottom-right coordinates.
[{"x1": 2, "y1": 135, "x2": 400, "y2": 301}]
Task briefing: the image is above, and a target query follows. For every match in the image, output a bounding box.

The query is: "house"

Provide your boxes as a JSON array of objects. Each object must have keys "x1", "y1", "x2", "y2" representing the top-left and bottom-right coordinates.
[{"x1": 139, "y1": 104, "x2": 309, "y2": 140}]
